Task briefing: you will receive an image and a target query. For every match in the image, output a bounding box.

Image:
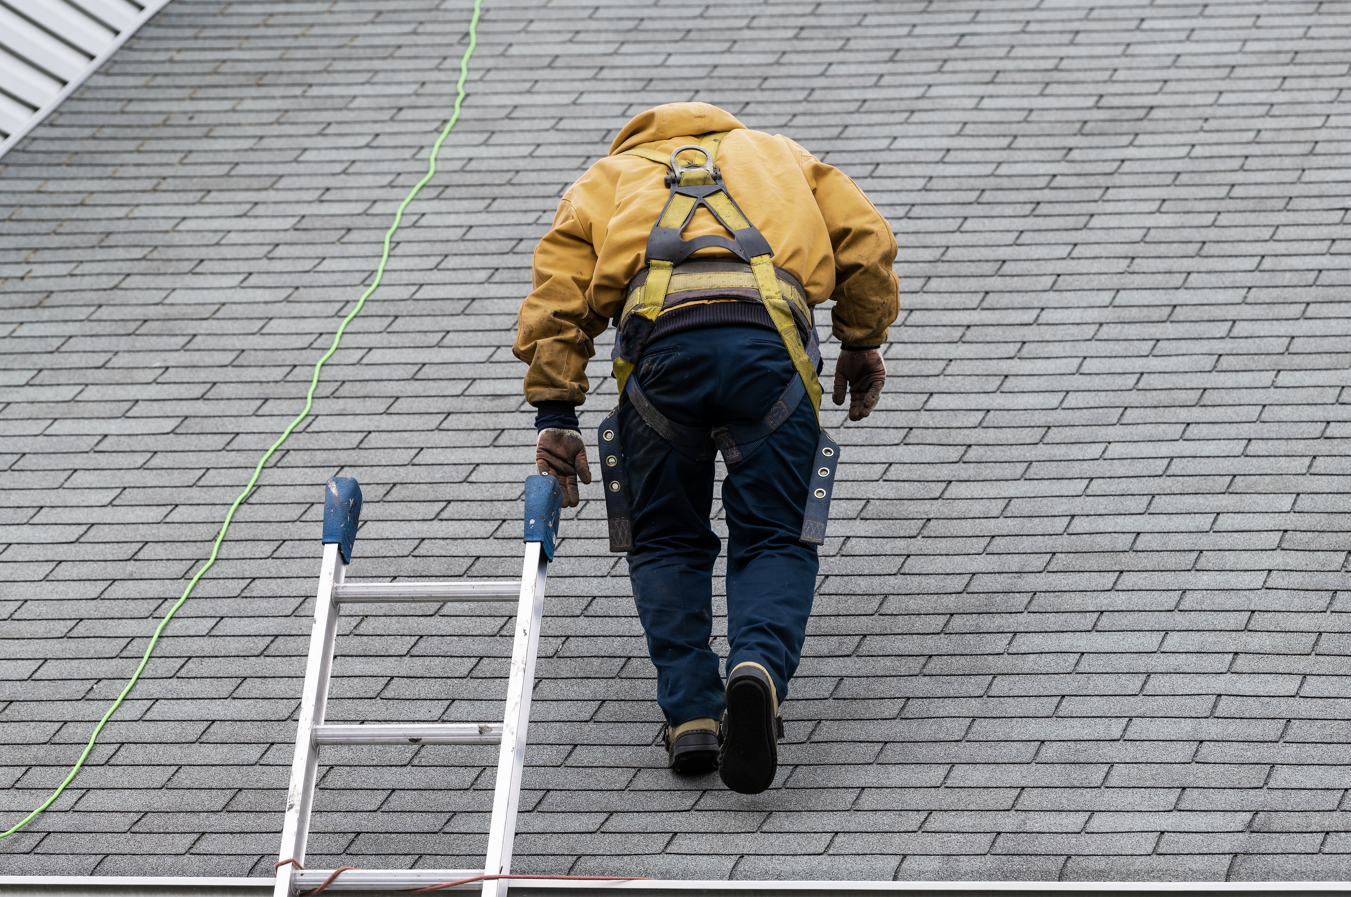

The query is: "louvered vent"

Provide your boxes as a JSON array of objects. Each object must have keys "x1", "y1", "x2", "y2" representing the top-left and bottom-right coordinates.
[{"x1": 0, "y1": 0, "x2": 172, "y2": 158}]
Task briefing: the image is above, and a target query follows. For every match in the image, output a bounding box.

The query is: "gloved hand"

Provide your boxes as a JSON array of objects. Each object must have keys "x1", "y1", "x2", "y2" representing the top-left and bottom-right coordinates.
[
  {"x1": 832, "y1": 348, "x2": 885, "y2": 421},
  {"x1": 536, "y1": 427, "x2": 591, "y2": 508}
]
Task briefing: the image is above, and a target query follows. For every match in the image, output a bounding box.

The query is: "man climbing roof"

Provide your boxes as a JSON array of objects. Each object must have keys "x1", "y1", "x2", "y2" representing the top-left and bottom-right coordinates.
[{"x1": 514, "y1": 102, "x2": 899, "y2": 794}]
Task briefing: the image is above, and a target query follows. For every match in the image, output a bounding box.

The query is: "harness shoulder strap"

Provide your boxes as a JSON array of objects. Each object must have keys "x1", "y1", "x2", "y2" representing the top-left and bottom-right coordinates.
[
  {"x1": 614, "y1": 134, "x2": 822, "y2": 423},
  {"x1": 699, "y1": 131, "x2": 728, "y2": 164},
  {"x1": 752, "y1": 257, "x2": 822, "y2": 420}
]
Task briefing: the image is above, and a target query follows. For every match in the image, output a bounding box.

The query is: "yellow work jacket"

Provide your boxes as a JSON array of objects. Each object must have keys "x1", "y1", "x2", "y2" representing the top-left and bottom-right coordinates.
[{"x1": 513, "y1": 102, "x2": 900, "y2": 407}]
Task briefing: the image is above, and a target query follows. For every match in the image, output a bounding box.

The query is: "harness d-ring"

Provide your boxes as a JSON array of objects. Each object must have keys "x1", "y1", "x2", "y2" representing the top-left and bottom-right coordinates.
[{"x1": 666, "y1": 144, "x2": 717, "y2": 187}]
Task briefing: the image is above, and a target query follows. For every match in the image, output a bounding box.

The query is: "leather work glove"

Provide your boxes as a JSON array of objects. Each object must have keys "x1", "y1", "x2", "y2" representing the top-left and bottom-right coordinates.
[
  {"x1": 832, "y1": 347, "x2": 886, "y2": 421},
  {"x1": 536, "y1": 427, "x2": 592, "y2": 508}
]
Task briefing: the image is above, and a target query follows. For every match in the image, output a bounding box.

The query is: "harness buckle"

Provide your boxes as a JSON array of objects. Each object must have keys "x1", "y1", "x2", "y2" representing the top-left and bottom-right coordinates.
[{"x1": 710, "y1": 426, "x2": 743, "y2": 466}]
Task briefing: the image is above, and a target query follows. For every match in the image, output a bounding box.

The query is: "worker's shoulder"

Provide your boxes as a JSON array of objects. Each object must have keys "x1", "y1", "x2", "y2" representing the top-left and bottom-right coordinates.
[
  {"x1": 723, "y1": 129, "x2": 818, "y2": 174},
  {"x1": 733, "y1": 127, "x2": 813, "y2": 154},
  {"x1": 567, "y1": 152, "x2": 653, "y2": 195},
  {"x1": 559, "y1": 154, "x2": 633, "y2": 204}
]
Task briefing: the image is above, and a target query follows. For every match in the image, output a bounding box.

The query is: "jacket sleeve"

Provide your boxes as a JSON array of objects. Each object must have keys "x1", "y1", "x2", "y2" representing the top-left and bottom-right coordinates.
[
  {"x1": 513, "y1": 192, "x2": 611, "y2": 407},
  {"x1": 788, "y1": 139, "x2": 899, "y2": 348}
]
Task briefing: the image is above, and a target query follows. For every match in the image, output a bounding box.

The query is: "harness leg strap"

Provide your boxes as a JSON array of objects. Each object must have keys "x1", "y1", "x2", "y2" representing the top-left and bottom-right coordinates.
[
  {"x1": 603, "y1": 384, "x2": 836, "y2": 552},
  {"x1": 598, "y1": 410, "x2": 634, "y2": 552},
  {"x1": 799, "y1": 430, "x2": 840, "y2": 546},
  {"x1": 630, "y1": 370, "x2": 807, "y2": 470},
  {"x1": 626, "y1": 377, "x2": 714, "y2": 462}
]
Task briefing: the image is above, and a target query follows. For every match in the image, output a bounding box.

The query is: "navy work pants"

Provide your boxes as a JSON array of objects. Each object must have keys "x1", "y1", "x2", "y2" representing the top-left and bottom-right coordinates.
[{"x1": 619, "y1": 324, "x2": 820, "y2": 727}]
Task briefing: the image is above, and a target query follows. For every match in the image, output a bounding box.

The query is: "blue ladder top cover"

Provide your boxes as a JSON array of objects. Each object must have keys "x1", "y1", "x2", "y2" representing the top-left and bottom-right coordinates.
[
  {"x1": 322, "y1": 477, "x2": 363, "y2": 563},
  {"x1": 322, "y1": 475, "x2": 560, "y2": 565},
  {"x1": 523, "y1": 474, "x2": 562, "y2": 561}
]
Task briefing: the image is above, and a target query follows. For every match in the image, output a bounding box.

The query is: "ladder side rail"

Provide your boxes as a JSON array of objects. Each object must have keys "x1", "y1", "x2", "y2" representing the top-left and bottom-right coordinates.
[
  {"x1": 481, "y1": 541, "x2": 549, "y2": 897},
  {"x1": 274, "y1": 542, "x2": 345, "y2": 897}
]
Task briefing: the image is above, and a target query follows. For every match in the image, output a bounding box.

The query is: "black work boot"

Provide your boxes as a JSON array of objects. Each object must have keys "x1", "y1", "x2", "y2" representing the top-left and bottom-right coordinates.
[
  {"x1": 718, "y1": 662, "x2": 783, "y2": 794},
  {"x1": 662, "y1": 717, "x2": 720, "y2": 774}
]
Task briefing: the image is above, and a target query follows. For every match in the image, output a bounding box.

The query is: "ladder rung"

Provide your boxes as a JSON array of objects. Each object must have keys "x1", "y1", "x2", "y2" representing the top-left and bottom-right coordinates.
[
  {"x1": 291, "y1": 869, "x2": 484, "y2": 890},
  {"x1": 332, "y1": 581, "x2": 518, "y2": 603},
  {"x1": 312, "y1": 724, "x2": 503, "y2": 746}
]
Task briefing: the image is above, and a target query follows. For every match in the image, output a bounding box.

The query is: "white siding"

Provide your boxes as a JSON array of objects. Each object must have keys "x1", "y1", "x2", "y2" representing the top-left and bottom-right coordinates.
[{"x1": 0, "y1": 0, "x2": 173, "y2": 157}]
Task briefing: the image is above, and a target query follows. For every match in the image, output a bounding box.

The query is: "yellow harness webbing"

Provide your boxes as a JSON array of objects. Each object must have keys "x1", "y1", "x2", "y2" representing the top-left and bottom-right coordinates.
[
  {"x1": 752, "y1": 257, "x2": 822, "y2": 417},
  {"x1": 615, "y1": 134, "x2": 822, "y2": 419}
]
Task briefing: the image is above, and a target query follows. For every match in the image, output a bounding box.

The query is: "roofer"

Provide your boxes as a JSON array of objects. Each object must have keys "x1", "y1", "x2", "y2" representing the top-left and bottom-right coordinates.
[{"x1": 514, "y1": 103, "x2": 898, "y2": 794}]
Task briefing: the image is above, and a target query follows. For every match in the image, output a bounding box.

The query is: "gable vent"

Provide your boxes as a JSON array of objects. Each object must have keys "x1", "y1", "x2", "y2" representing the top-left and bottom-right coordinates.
[{"x1": 0, "y1": 0, "x2": 173, "y2": 160}]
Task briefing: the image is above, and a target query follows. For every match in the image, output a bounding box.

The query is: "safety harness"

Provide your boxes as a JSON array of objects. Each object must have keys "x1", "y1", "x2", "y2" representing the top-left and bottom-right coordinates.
[{"x1": 597, "y1": 135, "x2": 840, "y2": 553}]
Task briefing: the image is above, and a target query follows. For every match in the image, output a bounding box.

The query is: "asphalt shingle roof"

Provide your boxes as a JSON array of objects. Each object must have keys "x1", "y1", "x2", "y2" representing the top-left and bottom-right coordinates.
[{"x1": 4, "y1": 0, "x2": 1351, "y2": 883}]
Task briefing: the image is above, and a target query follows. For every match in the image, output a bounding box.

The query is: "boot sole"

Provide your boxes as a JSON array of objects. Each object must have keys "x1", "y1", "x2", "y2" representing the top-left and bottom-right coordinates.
[
  {"x1": 718, "y1": 671, "x2": 777, "y2": 794},
  {"x1": 669, "y1": 731, "x2": 720, "y2": 775}
]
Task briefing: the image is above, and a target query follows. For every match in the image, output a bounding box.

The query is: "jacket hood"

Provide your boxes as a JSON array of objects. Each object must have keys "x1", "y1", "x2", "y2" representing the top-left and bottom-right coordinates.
[{"x1": 608, "y1": 103, "x2": 747, "y2": 155}]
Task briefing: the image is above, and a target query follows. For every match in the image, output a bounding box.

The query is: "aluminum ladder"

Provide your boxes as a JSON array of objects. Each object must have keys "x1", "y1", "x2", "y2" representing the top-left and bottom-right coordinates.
[{"x1": 274, "y1": 474, "x2": 564, "y2": 897}]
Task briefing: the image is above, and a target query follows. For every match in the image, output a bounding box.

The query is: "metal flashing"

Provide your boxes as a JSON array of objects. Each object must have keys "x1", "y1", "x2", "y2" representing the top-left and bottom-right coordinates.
[
  {"x1": 2, "y1": 877, "x2": 1350, "y2": 896},
  {"x1": 0, "y1": 878, "x2": 272, "y2": 896}
]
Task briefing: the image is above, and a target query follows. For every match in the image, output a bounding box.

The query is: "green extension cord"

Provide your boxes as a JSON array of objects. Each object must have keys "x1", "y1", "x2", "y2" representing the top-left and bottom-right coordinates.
[{"x1": 0, "y1": 0, "x2": 485, "y2": 840}]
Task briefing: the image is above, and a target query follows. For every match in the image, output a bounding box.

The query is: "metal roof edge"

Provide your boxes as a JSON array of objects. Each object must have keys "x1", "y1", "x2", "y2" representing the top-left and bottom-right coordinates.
[
  {"x1": 0, "y1": 0, "x2": 174, "y2": 163},
  {"x1": 504, "y1": 881, "x2": 1351, "y2": 895},
  {"x1": 1, "y1": 877, "x2": 1350, "y2": 896},
  {"x1": 0, "y1": 877, "x2": 272, "y2": 896}
]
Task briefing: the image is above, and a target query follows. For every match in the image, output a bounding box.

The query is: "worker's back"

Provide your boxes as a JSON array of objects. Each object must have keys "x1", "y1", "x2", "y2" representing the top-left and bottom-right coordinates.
[
  {"x1": 516, "y1": 102, "x2": 897, "y2": 408},
  {"x1": 573, "y1": 104, "x2": 875, "y2": 313}
]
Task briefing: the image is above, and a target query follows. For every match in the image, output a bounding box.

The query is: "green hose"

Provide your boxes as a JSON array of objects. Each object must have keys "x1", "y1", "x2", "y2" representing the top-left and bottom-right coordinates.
[{"x1": 0, "y1": 0, "x2": 485, "y2": 840}]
